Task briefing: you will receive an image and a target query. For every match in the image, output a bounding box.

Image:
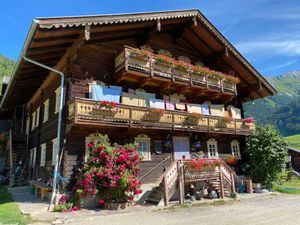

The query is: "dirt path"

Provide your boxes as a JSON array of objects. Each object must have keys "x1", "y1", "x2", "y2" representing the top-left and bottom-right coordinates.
[{"x1": 62, "y1": 194, "x2": 300, "y2": 225}]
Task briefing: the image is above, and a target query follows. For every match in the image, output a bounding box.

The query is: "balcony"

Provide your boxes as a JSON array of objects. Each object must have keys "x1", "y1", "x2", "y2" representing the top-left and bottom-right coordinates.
[
  {"x1": 115, "y1": 46, "x2": 238, "y2": 98},
  {"x1": 68, "y1": 98, "x2": 255, "y2": 135}
]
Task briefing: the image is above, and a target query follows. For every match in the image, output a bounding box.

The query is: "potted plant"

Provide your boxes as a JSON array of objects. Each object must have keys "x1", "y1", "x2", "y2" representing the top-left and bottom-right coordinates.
[
  {"x1": 153, "y1": 54, "x2": 174, "y2": 77},
  {"x1": 223, "y1": 75, "x2": 240, "y2": 90},
  {"x1": 127, "y1": 48, "x2": 152, "y2": 70},
  {"x1": 184, "y1": 112, "x2": 202, "y2": 125},
  {"x1": 190, "y1": 66, "x2": 207, "y2": 84},
  {"x1": 75, "y1": 134, "x2": 142, "y2": 210},
  {"x1": 91, "y1": 100, "x2": 118, "y2": 117},
  {"x1": 217, "y1": 115, "x2": 233, "y2": 128},
  {"x1": 206, "y1": 70, "x2": 224, "y2": 87},
  {"x1": 223, "y1": 155, "x2": 237, "y2": 166},
  {"x1": 173, "y1": 60, "x2": 191, "y2": 81},
  {"x1": 142, "y1": 108, "x2": 164, "y2": 122}
]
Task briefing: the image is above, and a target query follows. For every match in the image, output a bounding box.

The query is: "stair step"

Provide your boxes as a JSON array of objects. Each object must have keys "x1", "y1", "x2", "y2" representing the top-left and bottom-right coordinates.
[{"x1": 146, "y1": 197, "x2": 161, "y2": 204}]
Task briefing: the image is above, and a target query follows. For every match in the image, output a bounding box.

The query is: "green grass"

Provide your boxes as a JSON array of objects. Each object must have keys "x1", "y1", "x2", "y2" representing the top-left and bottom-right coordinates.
[
  {"x1": 272, "y1": 172, "x2": 300, "y2": 194},
  {"x1": 0, "y1": 186, "x2": 30, "y2": 225},
  {"x1": 285, "y1": 134, "x2": 300, "y2": 149}
]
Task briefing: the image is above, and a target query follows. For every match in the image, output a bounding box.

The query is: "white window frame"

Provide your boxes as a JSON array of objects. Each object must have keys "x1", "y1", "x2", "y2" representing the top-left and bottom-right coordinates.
[
  {"x1": 30, "y1": 147, "x2": 37, "y2": 167},
  {"x1": 52, "y1": 137, "x2": 58, "y2": 165},
  {"x1": 207, "y1": 138, "x2": 219, "y2": 159},
  {"x1": 54, "y1": 87, "x2": 61, "y2": 114},
  {"x1": 231, "y1": 140, "x2": 241, "y2": 159},
  {"x1": 135, "y1": 134, "x2": 151, "y2": 160},
  {"x1": 31, "y1": 111, "x2": 36, "y2": 131},
  {"x1": 40, "y1": 143, "x2": 47, "y2": 166},
  {"x1": 43, "y1": 99, "x2": 49, "y2": 122},
  {"x1": 35, "y1": 107, "x2": 40, "y2": 127}
]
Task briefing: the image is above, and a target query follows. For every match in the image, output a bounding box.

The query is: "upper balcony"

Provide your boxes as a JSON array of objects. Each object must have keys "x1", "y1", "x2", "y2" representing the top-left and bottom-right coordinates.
[
  {"x1": 68, "y1": 98, "x2": 255, "y2": 135},
  {"x1": 115, "y1": 46, "x2": 240, "y2": 99}
]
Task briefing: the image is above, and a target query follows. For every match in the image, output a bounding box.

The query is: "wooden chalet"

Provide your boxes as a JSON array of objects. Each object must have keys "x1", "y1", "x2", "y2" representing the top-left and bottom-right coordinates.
[{"x1": 0, "y1": 9, "x2": 276, "y2": 203}]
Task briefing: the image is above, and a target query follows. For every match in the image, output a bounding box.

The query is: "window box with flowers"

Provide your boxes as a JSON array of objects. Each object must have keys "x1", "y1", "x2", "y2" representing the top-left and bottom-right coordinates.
[
  {"x1": 217, "y1": 115, "x2": 233, "y2": 128},
  {"x1": 142, "y1": 108, "x2": 164, "y2": 122},
  {"x1": 206, "y1": 71, "x2": 224, "y2": 87},
  {"x1": 190, "y1": 66, "x2": 207, "y2": 84},
  {"x1": 128, "y1": 48, "x2": 152, "y2": 69},
  {"x1": 91, "y1": 101, "x2": 118, "y2": 117},
  {"x1": 153, "y1": 54, "x2": 174, "y2": 77},
  {"x1": 185, "y1": 159, "x2": 222, "y2": 180},
  {"x1": 184, "y1": 112, "x2": 202, "y2": 125},
  {"x1": 173, "y1": 60, "x2": 191, "y2": 81},
  {"x1": 223, "y1": 75, "x2": 240, "y2": 90},
  {"x1": 75, "y1": 134, "x2": 142, "y2": 210}
]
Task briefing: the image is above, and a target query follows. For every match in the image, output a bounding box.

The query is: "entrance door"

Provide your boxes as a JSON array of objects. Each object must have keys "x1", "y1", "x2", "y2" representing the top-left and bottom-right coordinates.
[{"x1": 173, "y1": 136, "x2": 190, "y2": 160}]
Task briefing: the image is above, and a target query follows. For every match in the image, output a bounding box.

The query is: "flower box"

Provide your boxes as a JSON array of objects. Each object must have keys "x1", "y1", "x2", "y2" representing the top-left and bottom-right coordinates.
[
  {"x1": 90, "y1": 108, "x2": 118, "y2": 117},
  {"x1": 142, "y1": 109, "x2": 164, "y2": 122},
  {"x1": 184, "y1": 113, "x2": 202, "y2": 125},
  {"x1": 153, "y1": 61, "x2": 172, "y2": 77},
  {"x1": 207, "y1": 77, "x2": 221, "y2": 86},
  {"x1": 191, "y1": 72, "x2": 206, "y2": 83},
  {"x1": 173, "y1": 68, "x2": 190, "y2": 81},
  {"x1": 223, "y1": 80, "x2": 236, "y2": 90}
]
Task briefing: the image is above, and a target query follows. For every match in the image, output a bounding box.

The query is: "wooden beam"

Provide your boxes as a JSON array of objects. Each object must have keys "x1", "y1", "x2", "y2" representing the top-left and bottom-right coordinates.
[
  {"x1": 139, "y1": 77, "x2": 152, "y2": 88},
  {"x1": 26, "y1": 31, "x2": 85, "y2": 109}
]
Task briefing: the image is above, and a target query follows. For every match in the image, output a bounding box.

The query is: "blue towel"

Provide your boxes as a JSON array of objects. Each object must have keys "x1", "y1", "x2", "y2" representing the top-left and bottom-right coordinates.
[
  {"x1": 92, "y1": 85, "x2": 121, "y2": 103},
  {"x1": 149, "y1": 98, "x2": 165, "y2": 109},
  {"x1": 109, "y1": 85, "x2": 123, "y2": 93},
  {"x1": 201, "y1": 103, "x2": 210, "y2": 115}
]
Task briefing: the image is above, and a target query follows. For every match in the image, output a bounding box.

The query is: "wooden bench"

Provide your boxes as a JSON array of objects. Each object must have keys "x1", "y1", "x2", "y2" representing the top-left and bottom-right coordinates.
[{"x1": 29, "y1": 180, "x2": 52, "y2": 200}]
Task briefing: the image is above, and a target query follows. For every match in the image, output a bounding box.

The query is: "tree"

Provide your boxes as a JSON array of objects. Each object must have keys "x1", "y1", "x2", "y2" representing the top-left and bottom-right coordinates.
[{"x1": 245, "y1": 126, "x2": 288, "y2": 184}]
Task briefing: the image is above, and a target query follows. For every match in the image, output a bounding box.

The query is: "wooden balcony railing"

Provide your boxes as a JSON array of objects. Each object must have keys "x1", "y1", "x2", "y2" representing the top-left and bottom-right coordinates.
[
  {"x1": 115, "y1": 46, "x2": 237, "y2": 95},
  {"x1": 68, "y1": 98, "x2": 255, "y2": 135}
]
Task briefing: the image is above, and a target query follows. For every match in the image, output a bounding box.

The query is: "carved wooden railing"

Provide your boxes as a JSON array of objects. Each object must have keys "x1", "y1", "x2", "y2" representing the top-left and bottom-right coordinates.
[
  {"x1": 115, "y1": 46, "x2": 237, "y2": 95},
  {"x1": 68, "y1": 98, "x2": 255, "y2": 135},
  {"x1": 162, "y1": 160, "x2": 185, "y2": 206}
]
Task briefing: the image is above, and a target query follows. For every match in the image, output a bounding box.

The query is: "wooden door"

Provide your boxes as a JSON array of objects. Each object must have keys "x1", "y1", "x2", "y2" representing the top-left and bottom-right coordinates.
[{"x1": 173, "y1": 136, "x2": 190, "y2": 160}]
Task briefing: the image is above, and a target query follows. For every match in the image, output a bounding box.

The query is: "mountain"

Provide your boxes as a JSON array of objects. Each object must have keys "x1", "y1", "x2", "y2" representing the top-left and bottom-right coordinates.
[
  {"x1": 0, "y1": 54, "x2": 15, "y2": 93},
  {"x1": 244, "y1": 70, "x2": 300, "y2": 136}
]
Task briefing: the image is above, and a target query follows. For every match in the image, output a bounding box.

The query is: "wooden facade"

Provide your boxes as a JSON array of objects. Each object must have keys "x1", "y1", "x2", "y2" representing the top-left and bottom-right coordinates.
[{"x1": 0, "y1": 10, "x2": 276, "y2": 191}]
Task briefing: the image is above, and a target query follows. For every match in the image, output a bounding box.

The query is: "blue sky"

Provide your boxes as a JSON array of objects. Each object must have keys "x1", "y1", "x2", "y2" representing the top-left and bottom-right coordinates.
[{"x1": 0, "y1": 0, "x2": 299, "y2": 76}]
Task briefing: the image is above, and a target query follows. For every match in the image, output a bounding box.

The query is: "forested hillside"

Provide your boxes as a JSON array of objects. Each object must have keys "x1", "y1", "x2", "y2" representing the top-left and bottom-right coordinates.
[
  {"x1": 0, "y1": 55, "x2": 14, "y2": 93},
  {"x1": 244, "y1": 71, "x2": 300, "y2": 136}
]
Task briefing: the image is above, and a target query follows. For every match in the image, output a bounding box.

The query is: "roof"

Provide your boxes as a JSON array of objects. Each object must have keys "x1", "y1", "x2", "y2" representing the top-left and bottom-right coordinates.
[
  {"x1": 0, "y1": 9, "x2": 277, "y2": 110},
  {"x1": 288, "y1": 147, "x2": 300, "y2": 154}
]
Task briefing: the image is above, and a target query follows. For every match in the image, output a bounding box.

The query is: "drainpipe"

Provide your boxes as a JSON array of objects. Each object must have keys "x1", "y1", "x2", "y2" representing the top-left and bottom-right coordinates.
[{"x1": 23, "y1": 55, "x2": 65, "y2": 211}]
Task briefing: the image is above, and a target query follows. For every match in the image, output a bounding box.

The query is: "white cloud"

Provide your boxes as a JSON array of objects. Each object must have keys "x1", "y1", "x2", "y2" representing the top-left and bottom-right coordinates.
[{"x1": 263, "y1": 59, "x2": 298, "y2": 72}]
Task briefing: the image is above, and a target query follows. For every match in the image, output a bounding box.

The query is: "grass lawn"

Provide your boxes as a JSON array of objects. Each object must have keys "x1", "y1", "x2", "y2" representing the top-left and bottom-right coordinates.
[
  {"x1": 272, "y1": 172, "x2": 300, "y2": 194},
  {"x1": 284, "y1": 134, "x2": 300, "y2": 149},
  {"x1": 0, "y1": 185, "x2": 30, "y2": 225}
]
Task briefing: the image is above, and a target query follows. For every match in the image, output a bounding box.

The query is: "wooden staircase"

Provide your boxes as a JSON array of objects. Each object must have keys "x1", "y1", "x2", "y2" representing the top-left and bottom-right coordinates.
[{"x1": 146, "y1": 182, "x2": 164, "y2": 205}]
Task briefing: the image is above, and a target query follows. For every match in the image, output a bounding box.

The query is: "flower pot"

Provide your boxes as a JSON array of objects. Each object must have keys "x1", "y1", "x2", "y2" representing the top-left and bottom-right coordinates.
[
  {"x1": 223, "y1": 80, "x2": 236, "y2": 90},
  {"x1": 141, "y1": 112, "x2": 163, "y2": 122},
  {"x1": 174, "y1": 68, "x2": 190, "y2": 82},
  {"x1": 105, "y1": 201, "x2": 128, "y2": 210},
  {"x1": 207, "y1": 77, "x2": 221, "y2": 87},
  {"x1": 128, "y1": 56, "x2": 150, "y2": 70},
  {"x1": 80, "y1": 194, "x2": 98, "y2": 209},
  {"x1": 184, "y1": 117, "x2": 200, "y2": 125},
  {"x1": 153, "y1": 62, "x2": 172, "y2": 78},
  {"x1": 191, "y1": 73, "x2": 206, "y2": 83},
  {"x1": 90, "y1": 109, "x2": 118, "y2": 117}
]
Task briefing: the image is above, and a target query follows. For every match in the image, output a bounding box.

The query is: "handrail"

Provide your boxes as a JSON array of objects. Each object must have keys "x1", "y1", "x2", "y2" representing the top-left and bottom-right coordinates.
[
  {"x1": 138, "y1": 155, "x2": 171, "y2": 182},
  {"x1": 220, "y1": 158, "x2": 238, "y2": 179}
]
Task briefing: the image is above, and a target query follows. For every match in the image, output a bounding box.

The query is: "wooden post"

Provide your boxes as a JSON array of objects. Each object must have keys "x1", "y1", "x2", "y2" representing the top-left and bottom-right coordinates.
[
  {"x1": 230, "y1": 173, "x2": 236, "y2": 193},
  {"x1": 163, "y1": 176, "x2": 168, "y2": 206},
  {"x1": 9, "y1": 129, "x2": 13, "y2": 187},
  {"x1": 219, "y1": 169, "x2": 225, "y2": 198},
  {"x1": 178, "y1": 161, "x2": 184, "y2": 205}
]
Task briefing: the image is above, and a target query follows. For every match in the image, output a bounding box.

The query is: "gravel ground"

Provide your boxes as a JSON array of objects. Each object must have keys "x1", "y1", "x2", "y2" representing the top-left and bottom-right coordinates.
[{"x1": 62, "y1": 194, "x2": 300, "y2": 225}]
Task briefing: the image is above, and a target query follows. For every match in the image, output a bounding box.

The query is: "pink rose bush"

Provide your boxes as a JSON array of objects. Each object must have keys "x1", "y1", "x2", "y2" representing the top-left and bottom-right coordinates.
[{"x1": 75, "y1": 136, "x2": 142, "y2": 206}]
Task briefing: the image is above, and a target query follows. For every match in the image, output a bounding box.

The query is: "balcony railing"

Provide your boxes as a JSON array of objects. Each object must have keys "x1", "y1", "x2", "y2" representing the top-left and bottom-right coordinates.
[
  {"x1": 68, "y1": 98, "x2": 255, "y2": 135},
  {"x1": 115, "y1": 46, "x2": 237, "y2": 95}
]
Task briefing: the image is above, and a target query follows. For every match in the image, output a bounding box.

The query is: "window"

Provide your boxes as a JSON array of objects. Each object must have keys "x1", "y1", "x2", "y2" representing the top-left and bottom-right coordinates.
[
  {"x1": 135, "y1": 134, "x2": 151, "y2": 160},
  {"x1": 52, "y1": 137, "x2": 58, "y2": 165},
  {"x1": 35, "y1": 107, "x2": 40, "y2": 127},
  {"x1": 40, "y1": 143, "x2": 47, "y2": 166},
  {"x1": 43, "y1": 99, "x2": 49, "y2": 122},
  {"x1": 231, "y1": 140, "x2": 241, "y2": 158},
  {"x1": 55, "y1": 87, "x2": 61, "y2": 114},
  {"x1": 31, "y1": 111, "x2": 36, "y2": 131},
  {"x1": 26, "y1": 117, "x2": 30, "y2": 135},
  {"x1": 30, "y1": 148, "x2": 37, "y2": 167},
  {"x1": 207, "y1": 138, "x2": 218, "y2": 159}
]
